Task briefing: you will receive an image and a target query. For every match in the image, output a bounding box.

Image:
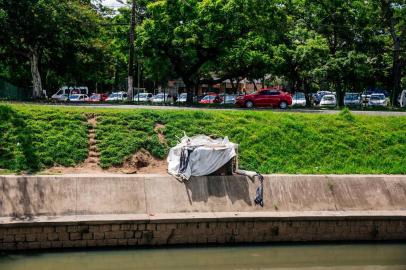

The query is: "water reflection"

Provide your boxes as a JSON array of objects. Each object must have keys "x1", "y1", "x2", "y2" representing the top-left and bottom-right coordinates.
[{"x1": 0, "y1": 243, "x2": 405, "y2": 270}]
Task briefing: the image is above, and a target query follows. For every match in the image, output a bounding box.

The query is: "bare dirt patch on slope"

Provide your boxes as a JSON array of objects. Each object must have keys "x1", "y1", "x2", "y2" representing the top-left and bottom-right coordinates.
[
  {"x1": 41, "y1": 116, "x2": 167, "y2": 175},
  {"x1": 107, "y1": 148, "x2": 167, "y2": 174}
]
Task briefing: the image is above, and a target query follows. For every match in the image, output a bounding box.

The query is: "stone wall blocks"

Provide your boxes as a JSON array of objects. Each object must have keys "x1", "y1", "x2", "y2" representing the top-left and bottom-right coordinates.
[
  {"x1": 70, "y1": 232, "x2": 82, "y2": 241},
  {"x1": 111, "y1": 225, "x2": 121, "y2": 231},
  {"x1": 120, "y1": 224, "x2": 131, "y2": 231},
  {"x1": 55, "y1": 226, "x2": 66, "y2": 233},
  {"x1": 82, "y1": 233, "x2": 93, "y2": 240}
]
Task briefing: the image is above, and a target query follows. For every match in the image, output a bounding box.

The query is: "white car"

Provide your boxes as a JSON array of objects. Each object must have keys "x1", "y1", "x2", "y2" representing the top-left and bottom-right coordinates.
[
  {"x1": 344, "y1": 93, "x2": 361, "y2": 107},
  {"x1": 133, "y1": 93, "x2": 153, "y2": 102},
  {"x1": 292, "y1": 92, "x2": 306, "y2": 107},
  {"x1": 68, "y1": 94, "x2": 88, "y2": 102},
  {"x1": 320, "y1": 94, "x2": 337, "y2": 107},
  {"x1": 177, "y1": 93, "x2": 188, "y2": 103},
  {"x1": 368, "y1": 94, "x2": 388, "y2": 107},
  {"x1": 151, "y1": 93, "x2": 172, "y2": 103},
  {"x1": 106, "y1": 92, "x2": 128, "y2": 101},
  {"x1": 221, "y1": 94, "x2": 237, "y2": 104}
]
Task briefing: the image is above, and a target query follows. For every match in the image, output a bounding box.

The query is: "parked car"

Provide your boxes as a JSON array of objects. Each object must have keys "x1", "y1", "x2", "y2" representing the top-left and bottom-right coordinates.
[
  {"x1": 86, "y1": 93, "x2": 108, "y2": 102},
  {"x1": 235, "y1": 89, "x2": 292, "y2": 109},
  {"x1": 221, "y1": 94, "x2": 237, "y2": 105},
  {"x1": 199, "y1": 94, "x2": 222, "y2": 104},
  {"x1": 106, "y1": 92, "x2": 128, "y2": 101},
  {"x1": 58, "y1": 94, "x2": 70, "y2": 101},
  {"x1": 69, "y1": 94, "x2": 88, "y2": 102},
  {"x1": 344, "y1": 93, "x2": 361, "y2": 107},
  {"x1": 361, "y1": 89, "x2": 389, "y2": 104},
  {"x1": 133, "y1": 93, "x2": 153, "y2": 102},
  {"x1": 151, "y1": 93, "x2": 172, "y2": 103},
  {"x1": 312, "y1": 91, "x2": 333, "y2": 105},
  {"x1": 368, "y1": 93, "x2": 388, "y2": 107},
  {"x1": 193, "y1": 95, "x2": 206, "y2": 103},
  {"x1": 177, "y1": 93, "x2": 188, "y2": 103},
  {"x1": 292, "y1": 92, "x2": 306, "y2": 107},
  {"x1": 320, "y1": 94, "x2": 336, "y2": 107}
]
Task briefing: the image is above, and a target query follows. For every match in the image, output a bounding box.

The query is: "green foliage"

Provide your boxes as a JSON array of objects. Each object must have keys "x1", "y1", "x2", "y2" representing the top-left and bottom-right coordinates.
[
  {"x1": 0, "y1": 0, "x2": 113, "y2": 93},
  {"x1": 339, "y1": 107, "x2": 356, "y2": 122},
  {"x1": 0, "y1": 104, "x2": 88, "y2": 172}
]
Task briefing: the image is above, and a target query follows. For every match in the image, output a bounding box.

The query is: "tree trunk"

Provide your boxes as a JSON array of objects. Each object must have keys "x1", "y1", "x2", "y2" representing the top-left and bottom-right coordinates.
[
  {"x1": 230, "y1": 78, "x2": 236, "y2": 94},
  {"x1": 127, "y1": 76, "x2": 134, "y2": 99},
  {"x1": 28, "y1": 46, "x2": 43, "y2": 99},
  {"x1": 251, "y1": 80, "x2": 257, "y2": 91},
  {"x1": 336, "y1": 81, "x2": 344, "y2": 107},
  {"x1": 127, "y1": 0, "x2": 136, "y2": 100},
  {"x1": 183, "y1": 78, "x2": 194, "y2": 105},
  {"x1": 303, "y1": 79, "x2": 311, "y2": 108},
  {"x1": 381, "y1": 0, "x2": 403, "y2": 106},
  {"x1": 391, "y1": 37, "x2": 402, "y2": 106}
]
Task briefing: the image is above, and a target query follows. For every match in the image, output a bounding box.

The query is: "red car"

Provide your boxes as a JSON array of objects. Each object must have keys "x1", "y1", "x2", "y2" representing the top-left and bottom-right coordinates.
[
  {"x1": 199, "y1": 94, "x2": 223, "y2": 104},
  {"x1": 86, "y1": 93, "x2": 109, "y2": 102},
  {"x1": 235, "y1": 89, "x2": 292, "y2": 109}
]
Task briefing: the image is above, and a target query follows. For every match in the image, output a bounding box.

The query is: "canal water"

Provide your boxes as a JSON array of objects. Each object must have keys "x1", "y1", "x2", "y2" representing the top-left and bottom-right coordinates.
[{"x1": 0, "y1": 243, "x2": 405, "y2": 270}]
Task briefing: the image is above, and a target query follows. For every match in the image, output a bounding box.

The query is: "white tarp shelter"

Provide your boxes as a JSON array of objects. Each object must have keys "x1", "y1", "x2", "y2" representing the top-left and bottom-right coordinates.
[{"x1": 167, "y1": 135, "x2": 237, "y2": 180}]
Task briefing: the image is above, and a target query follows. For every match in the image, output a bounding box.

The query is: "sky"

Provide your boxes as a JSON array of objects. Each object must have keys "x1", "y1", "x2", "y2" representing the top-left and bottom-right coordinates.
[{"x1": 101, "y1": 0, "x2": 126, "y2": 8}]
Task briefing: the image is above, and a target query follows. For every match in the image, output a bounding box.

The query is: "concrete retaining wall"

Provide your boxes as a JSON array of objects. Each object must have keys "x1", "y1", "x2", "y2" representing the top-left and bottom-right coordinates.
[
  {"x1": 2, "y1": 175, "x2": 406, "y2": 217},
  {"x1": 1, "y1": 174, "x2": 406, "y2": 250}
]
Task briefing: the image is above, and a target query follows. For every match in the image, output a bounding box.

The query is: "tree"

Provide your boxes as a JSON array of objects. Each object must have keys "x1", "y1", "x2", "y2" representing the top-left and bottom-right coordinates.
[
  {"x1": 137, "y1": 0, "x2": 287, "y2": 103},
  {"x1": 0, "y1": 0, "x2": 104, "y2": 97},
  {"x1": 379, "y1": 0, "x2": 406, "y2": 105}
]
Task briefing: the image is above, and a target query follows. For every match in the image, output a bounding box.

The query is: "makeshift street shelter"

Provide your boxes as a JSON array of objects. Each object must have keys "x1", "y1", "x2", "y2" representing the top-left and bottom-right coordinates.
[
  {"x1": 167, "y1": 134, "x2": 265, "y2": 207},
  {"x1": 167, "y1": 134, "x2": 236, "y2": 181}
]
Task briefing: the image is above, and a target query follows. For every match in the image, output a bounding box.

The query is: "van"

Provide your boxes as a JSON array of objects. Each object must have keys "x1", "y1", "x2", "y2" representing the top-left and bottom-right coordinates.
[{"x1": 51, "y1": 86, "x2": 89, "y2": 100}]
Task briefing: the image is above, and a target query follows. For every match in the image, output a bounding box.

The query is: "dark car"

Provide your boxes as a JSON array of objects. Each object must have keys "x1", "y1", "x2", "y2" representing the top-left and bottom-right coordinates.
[{"x1": 235, "y1": 89, "x2": 292, "y2": 109}]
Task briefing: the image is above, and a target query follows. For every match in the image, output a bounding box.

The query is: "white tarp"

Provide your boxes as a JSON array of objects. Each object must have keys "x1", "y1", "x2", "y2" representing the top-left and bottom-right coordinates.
[{"x1": 167, "y1": 135, "x2": 237, "y2": 180}]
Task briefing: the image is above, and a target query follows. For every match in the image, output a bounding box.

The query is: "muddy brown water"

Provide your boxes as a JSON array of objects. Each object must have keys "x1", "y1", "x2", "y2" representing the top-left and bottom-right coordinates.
[{"x1": 1, "y1": 244, "x2": 406, "y2": 270}]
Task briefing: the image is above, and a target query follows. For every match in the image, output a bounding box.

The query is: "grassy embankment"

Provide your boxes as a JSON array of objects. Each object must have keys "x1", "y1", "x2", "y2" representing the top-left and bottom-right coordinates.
[{"x1": 1, "y1": 103, "x2": 406, "y2": 174}]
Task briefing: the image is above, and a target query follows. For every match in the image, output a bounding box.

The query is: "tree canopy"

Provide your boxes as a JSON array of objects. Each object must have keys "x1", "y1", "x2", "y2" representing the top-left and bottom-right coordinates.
[{"x1": 0, "y1": 0, "x2": 405, "y2": 104}]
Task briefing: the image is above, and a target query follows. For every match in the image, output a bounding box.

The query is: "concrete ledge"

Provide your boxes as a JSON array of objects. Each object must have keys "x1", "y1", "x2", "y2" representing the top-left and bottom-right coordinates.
[{"x1": 1, "y1": 211, "x2": 406, "y2": 226}]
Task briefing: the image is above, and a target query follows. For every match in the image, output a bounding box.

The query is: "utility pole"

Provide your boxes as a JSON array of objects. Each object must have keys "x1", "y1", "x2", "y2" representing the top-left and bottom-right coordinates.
[{"x1": 127, "y1": 0, "x2": 136, "y2": 100}]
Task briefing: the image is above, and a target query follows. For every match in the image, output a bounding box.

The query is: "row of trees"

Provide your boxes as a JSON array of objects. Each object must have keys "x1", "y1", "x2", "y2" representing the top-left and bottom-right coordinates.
[{"x1": 0, "y1": 0, "x2": 405, "y2": 105}]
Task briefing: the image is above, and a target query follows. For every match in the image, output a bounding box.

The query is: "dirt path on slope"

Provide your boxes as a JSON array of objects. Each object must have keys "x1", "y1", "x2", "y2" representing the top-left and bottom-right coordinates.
[{"x1": 42, "y1": 115, "x2": 167, "y2": 175}]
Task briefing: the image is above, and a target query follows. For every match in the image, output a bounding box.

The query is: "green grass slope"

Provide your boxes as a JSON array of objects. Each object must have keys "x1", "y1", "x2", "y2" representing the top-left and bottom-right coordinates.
[
  {"x1": 1, "y1": 103, "x2": 406, "y2": 174},
  {"x1": 0, "y1": 104, "x2": 88, "y2": 172}
]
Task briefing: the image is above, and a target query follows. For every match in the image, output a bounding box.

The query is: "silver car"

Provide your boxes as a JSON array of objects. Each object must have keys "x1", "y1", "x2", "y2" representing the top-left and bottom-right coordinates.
[
  {"x1": 133, "y1": 93, "x2": 153, "y2": 102},
  {"x1": 292, "y1": 92, "x2": 306, "y2": 107},
  {"x1": 320, "y1": 94, "x2": 336, "y2": 107},
  {"x1": 344, "y1": 93, "x2": 361, "y2": 107},
  {"x1": 152, "y1": 93, "x2": 172, "y2": 103},
  {"x1": 68, "y1": 94, "x2": 88, "y2": 102},
  {"x1": 177, "y1": 93, "x2": 188, "y2": 103},
  {"x1": 222, "y1": 94, "x2": 237, "y2": 104},
  {"x1": 106, "y1": 92, "x2": 128, "y2": 101},
  {"x1": 368, "y1": 94, "x2": 388, "y2": 107}
]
